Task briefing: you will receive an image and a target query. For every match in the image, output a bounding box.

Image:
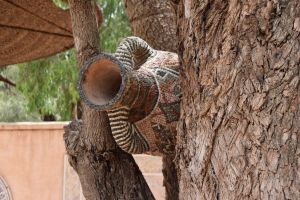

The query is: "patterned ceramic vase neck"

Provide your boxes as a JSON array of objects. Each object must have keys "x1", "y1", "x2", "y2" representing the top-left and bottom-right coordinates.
[{"x1": 78, "y1": 36, "x2": 181, "y2": 155}]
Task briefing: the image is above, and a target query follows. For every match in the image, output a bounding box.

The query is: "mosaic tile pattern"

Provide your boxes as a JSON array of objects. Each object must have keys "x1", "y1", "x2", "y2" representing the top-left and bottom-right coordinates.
[
  {"x1": 0, "y1": 177, "x2": 11, "y2": 200},
  {"x1": 134, "y1": 51, "x2": 181, "y2": 155},
  {"x1": 79, "y1": 37, "x2": 181, "y2": 155},
  {"x1": 107, "y1": 48, "x2": 180, "y2": 155},
  {"x1": 107, "y1": 106, "x2": 150, "y2": 153}
]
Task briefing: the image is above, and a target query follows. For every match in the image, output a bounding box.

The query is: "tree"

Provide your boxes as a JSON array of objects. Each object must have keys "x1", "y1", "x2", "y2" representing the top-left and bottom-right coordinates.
[
  {"x1": 17, "y1": 53, "x2": 78, "y2": 121},
  {"x1": 124, "y1": 0, "x2": 178, "y2": 52},
  {"x1": 0, "y1": 66, "x2": 40, "y2": 122},
  {"x1": 176, "y1": 0, "x2": 300, "y2": 199},
  {"x1": 123, "y1": 1, "x2": 179, "y2": 199},
  {"x1": 11, "y1": 0, "x2": 131, "y2": 121},
  {"x1": 64, "y1": 0, "x2": 154, "y2": 199}
]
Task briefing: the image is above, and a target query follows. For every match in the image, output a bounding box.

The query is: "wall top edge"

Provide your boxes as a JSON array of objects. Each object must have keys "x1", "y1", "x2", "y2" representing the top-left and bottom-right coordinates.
[{"x1": 0, "y1": 122, "x2": 70, "y2": 131}]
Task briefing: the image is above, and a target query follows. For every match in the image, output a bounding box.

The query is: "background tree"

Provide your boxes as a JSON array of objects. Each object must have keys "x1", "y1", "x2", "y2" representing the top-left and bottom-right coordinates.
[
  {"x1": 64, "y1": 0, "x2": 154, "y2": 199},
  {"x1": 123, "y1": 1, "x2": 179, "y2": 199},
  {"x1": 17, "y1": 53, "x2": 78, "y2": 121},
  {"x1": 0, "y1": 66, "x2": 40, "y2": 122},
  {"x1": 124, "y1": 0, "x2": 178, "y2": 52},
  {"x1": 0, "y1": 0, "x2": 131, "y2": 122},
  {"x1": 176, "y1": 0, "x2": 300, "y2": 199}
]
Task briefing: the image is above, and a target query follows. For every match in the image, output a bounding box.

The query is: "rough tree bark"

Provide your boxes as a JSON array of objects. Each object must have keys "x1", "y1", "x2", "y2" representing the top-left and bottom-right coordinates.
[
  {"x1": 124, "y1": 0, "x2": 178, "y2": 52},
  {"x1": 64, "y1": 1, "x2": 154, "y2": 199},
  {"x1": 124, "y1": 1, "x2": 179, "y2": 199},
  {"x1": 176, "y1": 0, "x2": 300, "y2": 199}
]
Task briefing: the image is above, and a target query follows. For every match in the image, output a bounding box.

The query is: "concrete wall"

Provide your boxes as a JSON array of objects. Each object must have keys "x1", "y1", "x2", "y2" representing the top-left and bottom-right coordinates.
[{"x1": 0, "y1": 122, "x2": 164, "y2": 200}]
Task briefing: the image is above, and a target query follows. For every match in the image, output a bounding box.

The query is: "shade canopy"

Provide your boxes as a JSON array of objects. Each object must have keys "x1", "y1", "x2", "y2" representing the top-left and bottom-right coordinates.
[{"x1": 0, "y1": 0, "x2": 74, "y2": 67}]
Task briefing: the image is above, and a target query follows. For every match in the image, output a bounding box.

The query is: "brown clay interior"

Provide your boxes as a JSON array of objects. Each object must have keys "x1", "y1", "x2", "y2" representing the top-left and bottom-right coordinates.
[{"x1": 82, "y1": 59, "x2": 122, "y2": 106}]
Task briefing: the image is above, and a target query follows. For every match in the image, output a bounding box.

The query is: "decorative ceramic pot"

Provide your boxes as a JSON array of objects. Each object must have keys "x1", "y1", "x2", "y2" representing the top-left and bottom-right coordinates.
[{"x1": 78, "y1": 37, "x2": 181, "y2": 155}]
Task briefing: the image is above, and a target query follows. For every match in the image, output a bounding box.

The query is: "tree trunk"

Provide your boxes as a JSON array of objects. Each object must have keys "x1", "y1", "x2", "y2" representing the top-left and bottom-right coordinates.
[
  {"x1": 124, "y1": 0, "x2": 178, "y2": 52},
  {"x1": 124, "y1": 1, "x2": 179, "y2": 199},
  {"x1": 176, "y1": 0, "x2": 300, "y2": 199},
  {"x1": 64, "y1": 1, "x2": 154, "y2": 199}
]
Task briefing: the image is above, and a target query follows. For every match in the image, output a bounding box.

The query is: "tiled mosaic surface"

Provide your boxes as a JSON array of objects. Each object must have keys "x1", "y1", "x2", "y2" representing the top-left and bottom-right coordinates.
[
  {"x1": 106, "y1": 50, "x2": 181, "y2": 155},
  {"x1": 79, "y1": 37, "x2": 180, "y2": 156},
  {"x1": 134, "y1": 51, "x2": 181, "y2": 155},
  {"x1": 0, "y1": 176, "x2": 12, "y2": 200}
]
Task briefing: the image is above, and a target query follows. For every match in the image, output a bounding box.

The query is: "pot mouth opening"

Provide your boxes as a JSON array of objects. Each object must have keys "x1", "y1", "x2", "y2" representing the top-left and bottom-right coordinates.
[{"x1": 78, "y1": 53, "x2": 128, "y2": 110}]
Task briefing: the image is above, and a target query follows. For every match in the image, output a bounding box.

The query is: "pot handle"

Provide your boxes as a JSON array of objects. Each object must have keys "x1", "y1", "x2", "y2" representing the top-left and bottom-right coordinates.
[
  {"x1": 114, "y1": 36, "x2": 157, "y2": 70},
  {"x1": 107, "y1": 106, "x2": 150, "y2": 154}
]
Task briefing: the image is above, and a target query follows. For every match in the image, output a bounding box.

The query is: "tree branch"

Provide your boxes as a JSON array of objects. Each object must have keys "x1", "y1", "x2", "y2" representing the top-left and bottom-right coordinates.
[
  {"x1": 65, "y1": 1, "x2": 154, "y2": 199},
  {"x1": 0, "y1": 75, "x2": 16, "y2": 87}
]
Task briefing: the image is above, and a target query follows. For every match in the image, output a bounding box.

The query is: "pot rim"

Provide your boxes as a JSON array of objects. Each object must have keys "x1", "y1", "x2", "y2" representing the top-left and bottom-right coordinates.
[{"x1": 78, "y1": 53, "x2": 128, "y2": 110}]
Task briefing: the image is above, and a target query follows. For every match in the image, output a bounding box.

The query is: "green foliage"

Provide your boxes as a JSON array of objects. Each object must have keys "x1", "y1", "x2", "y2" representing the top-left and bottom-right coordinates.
[
  {"x1": 52, "y1": 0, "x2": 68, "y2": 9},
  {"x1": 0, "y1": 0, "x2": 132, "y2": 122},
  {"x1": 0, "y1": 66, "x2": 40, "y2": 122},
  {"x1": 0, "y1": 90, "x2": 40, "y2": 122},
  {"x1": 17, "y1": 51, "x2": 78, "y2": 121},
  {"x1": 99, "y1": 0, "x2": 131, "y2": 53}
]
